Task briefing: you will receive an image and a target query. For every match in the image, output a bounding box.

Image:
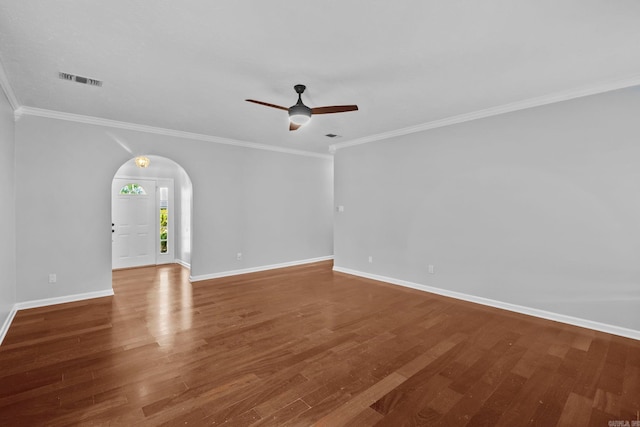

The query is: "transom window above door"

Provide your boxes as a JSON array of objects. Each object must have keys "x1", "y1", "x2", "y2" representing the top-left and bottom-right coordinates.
[{"x1": 118, "y1": 183, "x2": 147, "y2": 195}]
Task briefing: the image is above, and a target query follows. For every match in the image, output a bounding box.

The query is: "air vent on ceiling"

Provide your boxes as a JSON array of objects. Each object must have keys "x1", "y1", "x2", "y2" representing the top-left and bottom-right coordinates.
[{"x1": 58, "y1": 72, "x2": 103, "y2": 87}]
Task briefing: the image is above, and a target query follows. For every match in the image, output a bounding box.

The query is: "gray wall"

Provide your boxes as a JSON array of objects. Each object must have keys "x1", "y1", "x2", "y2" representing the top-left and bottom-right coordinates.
[
  {"x1": 15, "y1": 115, "x2": 333, "y2": 302},
  {"x1": 176, "y1": 166, "x2": 192, "y2": 266},
  {"x1": 0, "y1": 89, "x2": 16, "y2": 328},
  {"x1": 334, "y1": 86, "x2": 640, "y2": 331}
]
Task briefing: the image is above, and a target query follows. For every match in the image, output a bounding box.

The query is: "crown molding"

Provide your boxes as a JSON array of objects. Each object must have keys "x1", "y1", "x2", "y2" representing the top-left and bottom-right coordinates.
[
  {"x1": 15, "y1": 106, "x2": 333, "y2": 160},
  {"x1": 329, "y1": 74, "x2": 640, "y2": 153},
  {"x1": 9, "y1": 73, "x2": 640, "y2": 158},
  {"x1": 0, "y1": 57, "x2": 20, "y2": 111}
]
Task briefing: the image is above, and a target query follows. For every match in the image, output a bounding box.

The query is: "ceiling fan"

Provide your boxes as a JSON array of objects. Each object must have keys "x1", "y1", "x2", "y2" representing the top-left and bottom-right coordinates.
[{"x1": 246, "y1": 84, "x2": 358, "y2": 131}]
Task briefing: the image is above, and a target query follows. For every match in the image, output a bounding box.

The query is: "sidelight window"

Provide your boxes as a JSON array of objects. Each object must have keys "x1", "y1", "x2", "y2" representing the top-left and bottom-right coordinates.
[{"x1": 159, "y1": 187, "x2": 168, "y2": 254}]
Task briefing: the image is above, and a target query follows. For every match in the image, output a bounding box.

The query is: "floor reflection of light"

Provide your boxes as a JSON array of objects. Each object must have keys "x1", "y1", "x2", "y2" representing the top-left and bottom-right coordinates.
[
  {"x1": 156, "y1": 269, "x2": 173, "y2": 348},
  {"x1": 181, "y1": 278, "x2": 193, "y2": 330},
  {"x1": 137, "y1": 383, "x2": 149, "y2": 399}
]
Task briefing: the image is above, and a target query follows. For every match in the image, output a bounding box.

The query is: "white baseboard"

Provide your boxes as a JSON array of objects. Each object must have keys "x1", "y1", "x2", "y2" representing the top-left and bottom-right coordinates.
[
  {"x1": 13, "y1": 289, "x2": 115, "y2": 311},
  {"x1": 175, "y1": 259, "x2": 191, "y2": 269},
  {"x1": 333, "y1": 266, "x2": 640, "y2": 341},
  {"x1": 0, "y1": 289, "x2": 114, "y2": 346},
  {"x1": 190, "y1": 256, "x2": 334, "y2": 282},
  {"x1": 0, "y1": 306, "x2": 18, "y2": 346}
]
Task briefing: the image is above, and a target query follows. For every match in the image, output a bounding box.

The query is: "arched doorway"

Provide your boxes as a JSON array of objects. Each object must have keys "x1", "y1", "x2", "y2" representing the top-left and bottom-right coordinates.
[{"x1": 111, "y1": 155, "x2": 192, "y2": 270}]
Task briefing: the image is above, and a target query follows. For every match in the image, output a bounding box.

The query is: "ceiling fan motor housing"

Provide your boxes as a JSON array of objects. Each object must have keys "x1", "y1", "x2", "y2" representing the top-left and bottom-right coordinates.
[{"x1": 289, "y1": 85, "x2": 312, "y2": 124}]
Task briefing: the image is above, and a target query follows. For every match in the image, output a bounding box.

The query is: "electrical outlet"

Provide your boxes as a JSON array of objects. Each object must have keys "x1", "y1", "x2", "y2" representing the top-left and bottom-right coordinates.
[
  {"x1": 368, "y1": 256, "x2": 373, "y2": 263},
  {"x1": 236, "y1": 252, "x2": 242, "y2": 261},
  {"x1": 48, "y1": 273, "x2": 57, "y2": 283},
  {"x1": 428, "y1": 265, "x2": 434, "y2": 274}
]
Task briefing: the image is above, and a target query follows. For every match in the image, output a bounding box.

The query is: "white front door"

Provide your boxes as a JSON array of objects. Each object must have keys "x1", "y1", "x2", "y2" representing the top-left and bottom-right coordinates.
[{"x1": 112, "y1": 178, "x2": 156, "y2": 269}]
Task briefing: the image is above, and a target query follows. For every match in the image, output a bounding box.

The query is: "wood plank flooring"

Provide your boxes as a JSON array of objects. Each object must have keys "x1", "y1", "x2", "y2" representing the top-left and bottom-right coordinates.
[{"x1": 1, "y1": 261, "x2": 639, "y2": 426}]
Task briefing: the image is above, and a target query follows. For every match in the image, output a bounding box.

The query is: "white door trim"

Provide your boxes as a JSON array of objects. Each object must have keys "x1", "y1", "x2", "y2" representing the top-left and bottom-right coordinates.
[{"x1": 112, "y1": 175, "x2": 176, "y2": 267}]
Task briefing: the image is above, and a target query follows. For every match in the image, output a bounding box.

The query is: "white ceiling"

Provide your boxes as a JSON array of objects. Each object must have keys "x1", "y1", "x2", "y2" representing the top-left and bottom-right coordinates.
[{"x1": 1, "y1": 1, "x2": 640, "y2": 154}]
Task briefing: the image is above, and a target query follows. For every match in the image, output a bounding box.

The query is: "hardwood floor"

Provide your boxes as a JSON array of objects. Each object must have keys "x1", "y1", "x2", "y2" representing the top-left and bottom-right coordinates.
[{"x1": 1, "y1": 261, "x2": 639, "y2": 426}]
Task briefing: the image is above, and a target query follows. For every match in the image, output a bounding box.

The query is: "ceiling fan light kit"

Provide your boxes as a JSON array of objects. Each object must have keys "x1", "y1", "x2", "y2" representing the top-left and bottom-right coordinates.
[
  {"x1": 246, "y1": 84, "x2": 358, "y2": 131},
  {"x1": 289, "y1": 105, "x2": 312, "y2": 125}
]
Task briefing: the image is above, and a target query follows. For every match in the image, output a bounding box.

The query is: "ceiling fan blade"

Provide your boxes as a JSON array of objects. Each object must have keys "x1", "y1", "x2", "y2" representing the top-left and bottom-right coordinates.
[
  {"x1": 246, "y1": 99, "x2": 289, "y2": 111},
  {"x1": 311, "y1": 105, "x2": 359, "y2": 115},
  {"x1": 289, "y1": 122, "x2": 301, "y2": 131}
]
